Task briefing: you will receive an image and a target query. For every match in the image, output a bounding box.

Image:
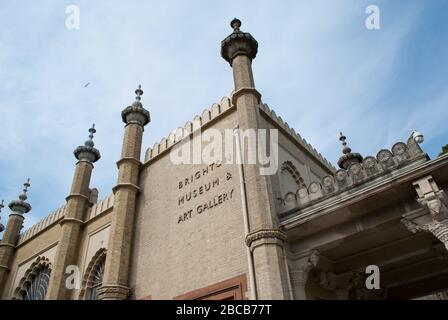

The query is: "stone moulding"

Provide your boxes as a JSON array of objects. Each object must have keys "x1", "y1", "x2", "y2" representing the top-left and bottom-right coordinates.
[
  {"x1": 97, "y1": 284, "x2": 131, "y2": 300},
  {"x1": 245, "y1": 229, "x2": 286, "y2": 248}
]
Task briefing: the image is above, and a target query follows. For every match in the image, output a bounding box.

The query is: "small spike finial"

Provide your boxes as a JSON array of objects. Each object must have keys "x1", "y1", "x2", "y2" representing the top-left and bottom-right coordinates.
[
  {"x1": 231, "y1": 18, "x2": 241, "y2": 32},
  {"x1": 85, "y1": 124, "x2": 96, "y2": 147},
  {"x1": 135, "y1": 85, "x2": 143, "y2": 101},
  {"x1": 339, "y1": 132, "x2": 351, "y2": 154},
  {"x1": 19, "y1": 178, "x2": 31, "y2": 201}
]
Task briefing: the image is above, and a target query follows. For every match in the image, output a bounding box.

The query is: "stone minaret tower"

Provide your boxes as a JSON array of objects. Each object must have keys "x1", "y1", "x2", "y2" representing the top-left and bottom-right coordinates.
[
  {"x1": 47, "y1": 125, "x2": 100, "y2": 299},
  {"x1": 98, "y1": 86, "x2": 150, "y2": 300},
  {"x1": 221, "y1": 19, "x2": 289, "y2": 299},
  {"x1": 0, "y1": 179, "x2": 32, "y2": 297}
]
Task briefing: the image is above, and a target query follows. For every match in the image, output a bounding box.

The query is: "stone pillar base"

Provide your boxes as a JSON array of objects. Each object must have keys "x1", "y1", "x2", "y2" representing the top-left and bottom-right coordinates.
[{"x1": 98, "y1": 284, "x2": 131, "y2": 300}]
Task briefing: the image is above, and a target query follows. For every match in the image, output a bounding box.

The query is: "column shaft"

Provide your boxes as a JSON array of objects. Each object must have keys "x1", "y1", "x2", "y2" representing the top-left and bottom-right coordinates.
[
  {"x1": 0, "y1": 214, "x2": 24, "y2": 297},
  {"x1": 100, "y1": 123, "x2": 143, "y2": 299},
  {"x1": 47, "y1": 161, "x2": 93, "y2": 299},
  {"x1": 231, "y1": 54, "x2": 288, "y2": 299}
]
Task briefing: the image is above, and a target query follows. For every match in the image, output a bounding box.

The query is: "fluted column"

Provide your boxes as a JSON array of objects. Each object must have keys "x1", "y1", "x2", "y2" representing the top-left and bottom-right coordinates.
[
  {"x1": 47, "y1": 126, "x2": 100, "y2": 300},
  {"x1": 98, "y1": 86, "x2": 150, "y2": 300},
  {"x1": 221, "y1": 19, "x2": 288, "y2": 299},
  {"x1": 0, "y1": 180, "x2": 32, "y2": 297}
]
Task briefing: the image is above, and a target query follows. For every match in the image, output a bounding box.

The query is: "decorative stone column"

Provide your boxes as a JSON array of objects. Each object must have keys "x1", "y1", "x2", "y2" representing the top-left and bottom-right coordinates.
[
  {"x1": 98, "y1": 86, "x2": 150, "y2": 300},
  {"x1": 47, "y1": 125, "x2": 100, "y2": 299},
  {"x1": 221, "y1": 18, "x2": 288, "y2": 299},
  {"x1": 0, "y1": 179, "x2": 32, "y2": 297},
  {"x1": 402, "y1": 175, "x2": 448, "y2": 250}
]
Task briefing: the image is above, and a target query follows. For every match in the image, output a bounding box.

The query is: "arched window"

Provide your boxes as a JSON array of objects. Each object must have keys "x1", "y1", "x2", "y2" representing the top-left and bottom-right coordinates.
[
  {"x1": 22, "y1": 266, "x2": 51, "y2": 300},
  {"x1": 78, "y1": 248, "x2": 106, "y2": 300},
  {"x1": 87, "y1": 256, "x2": 105, "y2": 300},
  {"x1": 13, "y1": 256, "x2": 52, "y2": 300}
]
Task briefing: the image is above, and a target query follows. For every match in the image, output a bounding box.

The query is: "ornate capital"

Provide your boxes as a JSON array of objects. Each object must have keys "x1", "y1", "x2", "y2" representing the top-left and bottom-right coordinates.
[
  {"x1": 74, "y1": 145, "x2": 101, "y2": 163},
  {"x1": 121, "y1": 85, "x2": 151, "y2": 126},
  {"x1": 121, "y1": 105, "x2": 151, "y2": 126},
  {"x1": 245, "y1": 228, "x2": 286, "y2": 248},
  {"x1": 8, "y1": 200, "x2": 31, "y2": 214},
  {"x1": 221, "y1": 18, "x2": 258, "y2": 66}
]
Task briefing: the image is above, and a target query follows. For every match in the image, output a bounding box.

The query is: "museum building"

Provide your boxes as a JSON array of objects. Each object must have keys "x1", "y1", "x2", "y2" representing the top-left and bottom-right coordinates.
[{"x1": 0, "y1": 19, "x2": 447, "y2": 300}]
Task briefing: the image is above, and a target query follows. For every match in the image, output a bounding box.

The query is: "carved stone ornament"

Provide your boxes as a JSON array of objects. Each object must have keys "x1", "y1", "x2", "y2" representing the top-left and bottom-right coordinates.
[{"x1": 245, "y1": 229, "x2": 286, "y2": 248}]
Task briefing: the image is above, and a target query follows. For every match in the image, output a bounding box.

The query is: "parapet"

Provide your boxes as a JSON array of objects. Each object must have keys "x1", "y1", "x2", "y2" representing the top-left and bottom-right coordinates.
[
  {"x1": 277, "y1": 134, "x2": 428, "y2": 216},
  {"x1": 17, "y1": 194, "x2": 114, "y2": 246}
]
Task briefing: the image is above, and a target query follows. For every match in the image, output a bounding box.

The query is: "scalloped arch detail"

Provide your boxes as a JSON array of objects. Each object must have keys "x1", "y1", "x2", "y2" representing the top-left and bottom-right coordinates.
[
  {"x1": 12, "y1": 256, "x2": 52, "y2": 300},
  {"x1": 281, "y1": 161, "x2": 305, "y2": 188}
]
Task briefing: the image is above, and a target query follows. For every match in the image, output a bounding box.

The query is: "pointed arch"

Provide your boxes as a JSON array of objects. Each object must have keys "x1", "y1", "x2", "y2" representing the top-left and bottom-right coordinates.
[
  {"x1": 280, "y1": 160, "x2": 305, "y2": 197},
  {"x1": 78, "y1": 248, "x2": 106, "y2": 300},
  {"x1": 13, "y1": 256, "x2": 52, "y2": 300},
  {"x1": 281, "y1": 161, "x2": 306, "y2": 187}
]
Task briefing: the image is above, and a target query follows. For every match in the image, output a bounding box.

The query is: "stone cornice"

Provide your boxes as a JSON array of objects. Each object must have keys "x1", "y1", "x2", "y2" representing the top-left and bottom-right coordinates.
[{"x1": 281, "y1": 154, "x2": 448, "y2": 230}]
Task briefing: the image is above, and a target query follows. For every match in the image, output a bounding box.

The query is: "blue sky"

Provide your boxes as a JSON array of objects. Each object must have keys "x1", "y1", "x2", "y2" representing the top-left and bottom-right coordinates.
[{"x1": 0, "y1": 0, "x2": 447, "y2": 230}]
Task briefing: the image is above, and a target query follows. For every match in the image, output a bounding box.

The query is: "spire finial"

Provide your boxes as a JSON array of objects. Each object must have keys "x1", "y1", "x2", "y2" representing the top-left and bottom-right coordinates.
[
  {"x1": 19, "y1": 178, "x2": 30, "y2": 201},
  {"x1": 231, "y1": 18, "x2": 241, "y2": 32},
  {"x1": 337, "y1": 131, "x2": 363, "y2": 169},
  {"x1": 84, "y1": 124, "x2": 96, "y2": 148},
  {"x1": 339, "y1": 132, "x2": 351, "y2": 154},
  {"x1": 135, "y1": 85, "x2": 143, "y2": 102}
]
